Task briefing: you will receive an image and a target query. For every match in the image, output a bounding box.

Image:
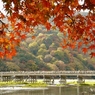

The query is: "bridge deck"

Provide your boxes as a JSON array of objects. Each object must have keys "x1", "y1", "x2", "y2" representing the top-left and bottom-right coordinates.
[{"x1": 0, "y1": 71, "x2": 95, "y2": 76}]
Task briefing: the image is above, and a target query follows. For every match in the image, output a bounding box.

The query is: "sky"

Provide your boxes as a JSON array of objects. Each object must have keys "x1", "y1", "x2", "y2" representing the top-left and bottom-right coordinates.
[
  {"x1": 0, "y1": 0, "x2": 7, "y2": 15},
  {"x1": 0, "y1": 0, "x2": 4, "y2": 12},
  {"x1": 0, "y1": 0, "x2": 88, "y2": 15}
]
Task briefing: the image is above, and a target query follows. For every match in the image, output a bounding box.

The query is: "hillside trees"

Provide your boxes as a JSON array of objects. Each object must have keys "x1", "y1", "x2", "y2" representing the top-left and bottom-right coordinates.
[
  {"x1": 0, "y1": 60, "x2": 8, "y2": 71},
  {"x1": 29, "y1": 42, "x2": 39, "y2": 55},
  {"x1": 0, "y1": 28, "x2": 95, "y2": 71},
  {"x1": 0, "y1": 0, "x2": 95, "y2": 59}
]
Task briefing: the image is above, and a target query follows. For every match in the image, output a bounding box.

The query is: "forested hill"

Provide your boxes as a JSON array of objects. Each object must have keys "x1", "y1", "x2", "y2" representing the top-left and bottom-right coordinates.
[{"x1": 0, "y1": 26, "x2": 95, "y2": 71}]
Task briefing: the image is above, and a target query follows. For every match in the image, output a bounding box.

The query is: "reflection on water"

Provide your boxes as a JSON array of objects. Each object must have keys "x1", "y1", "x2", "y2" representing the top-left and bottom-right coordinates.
[{"x1": 0, "y1": 86, "x2": 94, "y2": 95}]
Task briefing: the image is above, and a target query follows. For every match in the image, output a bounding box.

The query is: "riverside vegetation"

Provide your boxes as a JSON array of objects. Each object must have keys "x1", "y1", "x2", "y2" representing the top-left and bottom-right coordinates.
[
  {"x1": 0, "y1": 80, "x2": 95, "y2": 87},
  {"x1": 0, "y1": 81, "x2": 47, "y2": 87}
]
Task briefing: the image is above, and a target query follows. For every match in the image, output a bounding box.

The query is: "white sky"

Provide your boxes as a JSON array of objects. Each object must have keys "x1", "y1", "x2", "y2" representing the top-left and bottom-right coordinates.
[
  {"x1": 0, "y1": 0, "x2": 4, "y2": 12},
  {"x1": 78, "y1": 0, "x2": 84, "y2": 5},
  {"x1": 0, "y1": 0, "x2": 7, "y2": 15},
  {"x1": 0, "y1": 0, "x2": 88, "y2": 15}
]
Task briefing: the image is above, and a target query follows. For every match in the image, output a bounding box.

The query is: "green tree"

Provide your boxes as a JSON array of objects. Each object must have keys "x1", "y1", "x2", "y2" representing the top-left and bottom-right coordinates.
[
  {"x1": 5, "y1": 62, "x2": 20, "y2": 71},
  {"x1": 37, "y1": 48, "x2": 48, "y2": 56},
  {"x1": 26, "y1": 60, "x2": 38, "y2": 71},
  {"x1": 29, "y1": 42, "x2": 39, "y2": 55},
  {"x1": 44, "y1": 54, "x2": 53, "y2": 63},
  {"x1": 0, "y1": 60, "x2": 8, "y2": 71},
  {"x1": 55, "y1": 60, "x2": 65, "y2": 70}
]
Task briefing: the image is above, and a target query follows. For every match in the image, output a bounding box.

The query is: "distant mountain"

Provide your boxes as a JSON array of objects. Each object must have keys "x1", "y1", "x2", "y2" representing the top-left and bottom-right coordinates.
[{"x1": 0, "y1": 26, "x2": 95, "y2": 71}]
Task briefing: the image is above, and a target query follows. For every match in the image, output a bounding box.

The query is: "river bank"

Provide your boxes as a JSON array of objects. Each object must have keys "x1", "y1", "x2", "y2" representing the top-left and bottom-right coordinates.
[
  {"x1": 0, "y1": 86, "x2": 48, "y2": 90},
  {"x1": 0, "y1": 79, "x2": 95, "y2": 95},
  {"x1": 0, "y1": 86, "x2": 48, "y2": 94},
  {"x1": 0, "y1": 79, "x2": 95, "y2": 88}
]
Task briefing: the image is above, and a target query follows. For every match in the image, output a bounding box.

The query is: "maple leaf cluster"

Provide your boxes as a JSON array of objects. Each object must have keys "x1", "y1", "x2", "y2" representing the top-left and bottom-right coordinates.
[{"x1": 0, "y1": 0, "x2": 95, "y2": 59}]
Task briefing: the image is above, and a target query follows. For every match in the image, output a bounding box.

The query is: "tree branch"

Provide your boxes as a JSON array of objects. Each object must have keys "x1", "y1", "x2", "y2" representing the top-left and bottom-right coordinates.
[{"x1": 0, "y1": 20, "x2": 11, "y2": 32}]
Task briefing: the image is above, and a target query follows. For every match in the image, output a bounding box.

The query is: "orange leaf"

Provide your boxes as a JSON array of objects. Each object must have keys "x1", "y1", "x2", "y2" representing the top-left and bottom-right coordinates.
[
  {"x1": 90, "y1": 0, "x2": 95, "y2": 4},
  {"x1": 32, "y1": 36, "x2": 36, "y2": 39},
  {"x1": 45, "y1": 22, "x2": 51, "y2": 30},
  {"x1": 69, "y1": 43, "x2": 76, "y2": 49},
  {"x1": 6, "y1": 54, "x2": 13, "y2": 60},
  {"x1": 6, "y1": 49, "x2": 16, "y2": 59},
  {"x1": 56, "y1": 21, "x2": 63, "y2": 27},
  {"x1": 25, "y1": 26, "x2": 30, "y2": 32},
  {"x1": 16, "y1": 32, "x2": 21, "y2": 36},
  {"x1": 0, "y1": 38, "x2": 4, "y2": 43},
  {"x1": 14, "y1": 39, "x2": 20, "y2": 45},
  {"x1": 53, "y1": 5, "x2": 61, "y2": 14},
  {"x1": 0, "y1": 52, "x2": 4, "y2": 59},
  {"x1": 89, "y1": 44, "x2": 95, "y2": 50},
  {"x1": 90, "y1": 52, "x2": 95, "y2": 58},
  {"x1": 63, "y1": 39, "x2": 67, "y2": 45},
  {"x1": 11, "y1": 49, "x2": 16, "y2": 56},
  {"x1": 78, "y1": 42, "x2": 83, "y2": 49},
  {"x1": 21, "y1": 34, "x2": 26, "y2": 40},
  {"x1": 62, "y1": 45, "x2": 67, "y2": 49},
  {"x1": 16, "y1": 22, "x2": 23, "y2": 31},
  {"x1": 42, "y1": 0, "x2": 51, "y2": 8},
  {"x1": 82, "y1": 48, "x2": 88, "y2": 54},
  {"x1": 10, "y1": 33, "x2": 14, "y2": 37},
  {"x1": 59, "y1": 25, "x2": 65, "y2": 32},
  {"x1": 60, "y1": 43, "x2": 67, "y2": 49}
]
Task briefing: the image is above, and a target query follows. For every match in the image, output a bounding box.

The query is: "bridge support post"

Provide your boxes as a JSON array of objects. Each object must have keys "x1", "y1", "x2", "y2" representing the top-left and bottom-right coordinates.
[
  {"x1": 59, "y1": 75, "x2": 66, "y2": 84},
  {"x1": 14, "y1": 76, "x2": 24, "y2": 82},
  {"x1": 2, "y1": 76, "x2": 12, "y2": 82},
  {"x1": 51, "y1": 76, "x2": 55, "y2": 85},
  {"x1": 0, "y1": 74, "x2": 3, "y2": 82},
  {"x1": 77, "y1": 76, "x2": 85, "y2": 83},
  {"x1": 43, "y1": 75, "x2": 51, "y2": 84},
  {"x1": 30, "y1": 75, "x2": 37, "y2": 83}
]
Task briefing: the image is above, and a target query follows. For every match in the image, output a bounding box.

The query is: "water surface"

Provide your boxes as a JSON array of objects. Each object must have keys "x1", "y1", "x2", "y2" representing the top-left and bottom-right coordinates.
[{"x1": 0, "y1": 86, "x2": 94, "y2": 95}]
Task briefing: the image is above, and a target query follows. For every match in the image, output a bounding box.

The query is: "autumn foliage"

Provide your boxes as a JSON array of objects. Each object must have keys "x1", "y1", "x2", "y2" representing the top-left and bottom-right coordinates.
[{"x1": 0, "y1": 0, "x2": 95, "y2": 59}]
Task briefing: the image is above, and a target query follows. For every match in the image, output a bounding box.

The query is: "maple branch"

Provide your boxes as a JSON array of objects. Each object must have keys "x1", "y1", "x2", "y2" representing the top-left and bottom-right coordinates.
[
  {"x1": 65, "y1": 13, "x2": 75, "y2": 25},
  {"x1": 0, "y1": 20, "x2": 11, "y2": 32}
]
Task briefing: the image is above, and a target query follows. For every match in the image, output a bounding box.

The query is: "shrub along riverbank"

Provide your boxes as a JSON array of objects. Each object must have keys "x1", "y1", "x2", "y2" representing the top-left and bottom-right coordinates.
[
  {"x1": 0, "y1": 81, "x2": 47, "y2": 87},
  {"x1": 0, "y1": 80, "x2": 95, "y2": 87}
]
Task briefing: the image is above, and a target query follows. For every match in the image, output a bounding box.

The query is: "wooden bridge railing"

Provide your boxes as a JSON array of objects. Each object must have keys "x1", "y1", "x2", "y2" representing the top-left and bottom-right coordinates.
[{"x1": 0, "y1": 71, "x2": 95, "y2": 76}]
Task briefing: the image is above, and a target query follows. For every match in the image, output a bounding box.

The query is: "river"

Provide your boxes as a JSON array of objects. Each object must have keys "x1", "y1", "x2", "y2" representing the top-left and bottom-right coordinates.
[
  {"x1": 0, "y1": 86, "x2": 94, "y2": 95},
  {"x1": 1, "y1": 79, "x2": 95, "y2": 95}
]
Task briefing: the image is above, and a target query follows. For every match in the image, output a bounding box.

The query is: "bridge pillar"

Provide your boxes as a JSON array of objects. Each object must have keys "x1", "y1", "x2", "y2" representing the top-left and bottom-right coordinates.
[
  {"x1": 24, "y1": 76, "x2": 29, "y2": 82},
  {"x1": 59, "y1": 75, "x2": 66, "y2": 84},
  {"x1": 51, "y1": 76, "x2": 55, "y2": 84},
  {"x1": 14, "y1": 76, "x2": 24, "y2": 82},
  {"x1": 77, "y1": 76, "x2": 85, "y2": 83},
  {"x1": 43, "y1": 75, "x2": 51, "y2": 84},
  {"x1": 2, "y1": 76, "x2": 12, "y2": 82},
  {"x1": 29, "y1": 75, "x2": 37, "y2": 83}
]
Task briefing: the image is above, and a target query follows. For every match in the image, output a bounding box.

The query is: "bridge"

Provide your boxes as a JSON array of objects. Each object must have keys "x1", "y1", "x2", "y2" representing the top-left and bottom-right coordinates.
[
  {"x1": 0, "y1": 71, "x2": 95, "y2": 76},
  {"x1": 0, "y1": 71, "x2": 95, "y2": 84}
]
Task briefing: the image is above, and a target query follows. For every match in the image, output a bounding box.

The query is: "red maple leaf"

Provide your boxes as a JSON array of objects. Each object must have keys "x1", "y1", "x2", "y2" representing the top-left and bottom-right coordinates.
[
  {"x1": 90, "y1": 52, "x2": 95, "y2": 58},
  {"x1": 82, "y1": 48, "x2": 88, "y2": 54},
  {"x1": 90, "y1": 0, "x2": 95, "y2": 4},
  {"x1": 0, "y1": 52, "x2": 4, "y2": 59},
  {"x1": 78, "y1": 42, "x2": 83, "y2": 49},
  {"x1": 89, "y1": 44, "x2": 95, "y2": 50},
  {"x1": 21, "y1": 34, "x2": 26, "y2": 40},
  {"x1": 45, "y1": 22, "x2": 51, "y2": 30},
  {"x1": 42, "y1": 0, "x2": 51, "y2": 8}
]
